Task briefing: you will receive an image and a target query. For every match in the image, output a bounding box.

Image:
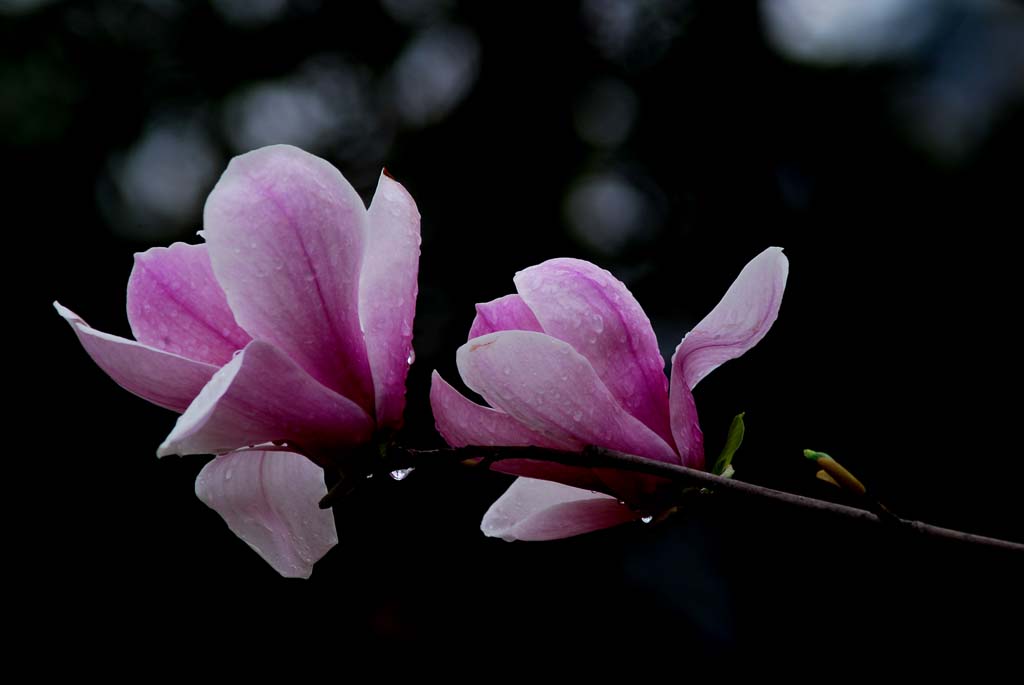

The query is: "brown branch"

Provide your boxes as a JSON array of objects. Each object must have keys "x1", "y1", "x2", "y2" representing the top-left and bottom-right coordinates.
[{"x1": 378, "y1": 445, "x2": 1023, "y2": 554}]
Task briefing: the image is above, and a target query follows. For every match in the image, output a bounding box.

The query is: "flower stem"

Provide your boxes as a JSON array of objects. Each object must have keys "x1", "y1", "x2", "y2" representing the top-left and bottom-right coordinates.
[{"x1": 381, "y1": 444, "x2": 1023, "y2": 554}]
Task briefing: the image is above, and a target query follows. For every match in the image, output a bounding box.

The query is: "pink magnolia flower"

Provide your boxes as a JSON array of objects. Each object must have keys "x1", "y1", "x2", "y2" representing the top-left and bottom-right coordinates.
[
  {"x1": 56, "y1": 145, "x2": 421, "y2": 577},
  {"x1": 430, "y1": 247, "x2": 787, "y2": 541}
]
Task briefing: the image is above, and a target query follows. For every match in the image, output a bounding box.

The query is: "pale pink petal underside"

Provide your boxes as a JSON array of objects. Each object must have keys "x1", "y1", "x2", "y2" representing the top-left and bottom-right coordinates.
[
  {"x1": 514, "y1": 259, "x2": 673, "y2": 447},
  {"x1": 481, "y1": 477, "x2": 640, "y2": 541},
  {"x1": 202, "y1": 144, "x2": 374, "y2": 411},
  {"x1": 467, "y1": 294, "x2": 543, "y2": 340},
  {"x1": 195, "y1": 450, "x2": 337, "y2": 578},
  {"x1": 55, "y1": 302, "x2": 217, "y2": 413},
  {"x1": 672, "y1": 246, "x2": 789, "y2": 390},
  {"x1": 158, "y1": 340, "x2": 373, "y2": 459},
  {"x1": 359, "y1": 171, "x2": 422, "y2": 430},
  {"x1": 456, "y1": 331, "x2": 678, "y2": 462},
  {"x1": 127, "y1": 242, "x2": 251, "y2": 366}
]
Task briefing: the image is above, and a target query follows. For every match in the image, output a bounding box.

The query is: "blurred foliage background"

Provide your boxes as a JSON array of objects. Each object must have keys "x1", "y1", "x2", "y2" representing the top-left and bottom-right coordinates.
[{"x1": 6, "y1": 0, "x2": 1023, "y2": 661}]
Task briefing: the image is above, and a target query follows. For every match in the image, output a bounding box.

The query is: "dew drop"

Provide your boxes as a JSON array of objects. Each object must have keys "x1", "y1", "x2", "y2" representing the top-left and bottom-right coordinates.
[
  {"x1": 641, "y1": 515, "x2": 653, "y2": 524},
  {"x1": 572, "y1": 410, "x2": 583, "y2": 422},
  {"x1": 389, "y1": 467, "x2": 414, "y2": 481},
  {"x1": 225, "y1": 469, "x2": 233, "y2": 481},
  {"x1": 407, "y1": 350, "x2": 416, "y2": 365},
  {"x1": 502, "y1": 366, "x2": 511, "y2": 376}
]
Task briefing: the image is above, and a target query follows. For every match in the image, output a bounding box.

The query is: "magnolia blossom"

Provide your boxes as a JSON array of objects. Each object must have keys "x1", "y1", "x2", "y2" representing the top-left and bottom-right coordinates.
[
  {"x1": 56, "y1": 145, "x2": 421, "y2": 577},
  {"x1": 430, "y1": 248, "x2": 788, "y2": 541}
]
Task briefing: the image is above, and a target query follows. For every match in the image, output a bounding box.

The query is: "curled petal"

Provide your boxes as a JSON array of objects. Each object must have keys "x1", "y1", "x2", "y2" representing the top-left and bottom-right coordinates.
[
  {"x1": 430, "y1": 371, "x2": 572, "y2": 450},
  {"x1": 668, "y1": 375, "x2": 705, "y2": 469},
  {"x1": 55, "y1": 302, "x2": 217, "y2": 413},
  {"x1": 672, "y1": 246, "x2": 789, "y2": 390},
  {"x1": 431, "y1": 372, "x2": 665, "y2": 501},
  {"x1": 203, "y1": 144, "x2": 374, "y2": 411},
  {"x1": 431, "y1": 370, "x2": 605, "y2": 492},
  {"x1": 359, "y1": 171, "x2": 422, "y2": 430},
  {"x1": 468, "y1": 294, "x2": 543, "y2": 340},
  {"x1": 127, "y1": 242, "x2": 251, "y2": 366},
  {"x1": 158, "y1": 340, "x2": 374, "y2": 459},
  {"x1": 456, "y1": 331, "x2": 678, "y2": 462},
  {"x1": 195, "y1": 450, "x2": 337, "y2": 578},
  {"x1": 481, "y1": 477, "x2": 640, "y2": 542},
  {"x1": 515, "y1": 259, "x2": 672, "y2": 446}
]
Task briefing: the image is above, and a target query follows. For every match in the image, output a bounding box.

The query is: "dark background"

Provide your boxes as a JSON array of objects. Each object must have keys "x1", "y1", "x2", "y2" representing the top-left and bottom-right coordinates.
[{"x1": 7, "y1": 0, "x2": 1022, "y2": 663}]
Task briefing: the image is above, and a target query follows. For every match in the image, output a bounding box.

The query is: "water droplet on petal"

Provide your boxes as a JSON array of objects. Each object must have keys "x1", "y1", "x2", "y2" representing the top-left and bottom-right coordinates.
[
  {"x1": 641, "y1": 515, "x2": 653, "y2": 524},
  {"x1": 502, "y1": 366, "x2": 511, "y2": 376},
  {"x1": 407, "y1": 350, "x2": 416, "y2": 365},
  {"x1": 225, "y1": 469, "x2": 233, "y2": 481},
  {"x1": 389, "y1": 467, "x2": 414, "y2": 481}
]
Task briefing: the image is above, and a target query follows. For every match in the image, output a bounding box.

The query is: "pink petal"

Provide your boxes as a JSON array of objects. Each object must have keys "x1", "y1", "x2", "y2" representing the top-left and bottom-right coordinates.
[
  {"x1": 467, "y1": 294, "x2": 543, "y2": 340},
  {"x1": 158, "y1": 340, "x2": 374, "y2": 460},
  {"x1": 359, "y1": 171, "x2": 422, "y2": 430},
  {"x1": 127, "y1": 242, "x2": 251, "y2": 366},
  {"x1": 667, "y1": 374, "x2": 705, "y2": 469},
  {"x1": 429, "y1": 371, "x2": 572, "y2": 450},
  {"x1": 432, "y1": 368, "x2": 604, "y2": 492},
  {"x1": 456, "y1": 330, "x2": 678, "y2": 462},
  {"x1": 202, "y1": 144, "x2": 374, "y2": 411},
  {"x1": 55, "y1": 302, "x2": 217, "y2": 413},
  {"x1": 431, "y1": 371, "x2": 665, "y2": 501},
  {"x1": 514, "y1": 258, "x2": 673, "y2": 447},
  {"x1": 195, "y1": 450, "x2": 337, "y2": 578},
  {"x1": 481, "y1": 477, "x2": 640, "y2": 541},
  {"x1": 672, "y1": 246, "x2": 789, "y2": 390}
]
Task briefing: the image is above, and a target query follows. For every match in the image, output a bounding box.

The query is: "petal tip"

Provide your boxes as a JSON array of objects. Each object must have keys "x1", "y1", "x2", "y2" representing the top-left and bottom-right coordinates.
[{"x1": 53, "y1": 300, "x2": 75, "y2": 321}]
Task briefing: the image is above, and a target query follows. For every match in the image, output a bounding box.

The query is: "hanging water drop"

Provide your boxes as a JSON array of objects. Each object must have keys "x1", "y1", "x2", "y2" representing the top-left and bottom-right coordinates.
[
  {"x1": 389, "y1": 467, "x2": 414, "y2": 481},
  {"x1": 407, "y1": 349, "x2": 416, "y2": 365},
  {"x1": 641, "y1": 515, "x2": 653, "y2": 524}
]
